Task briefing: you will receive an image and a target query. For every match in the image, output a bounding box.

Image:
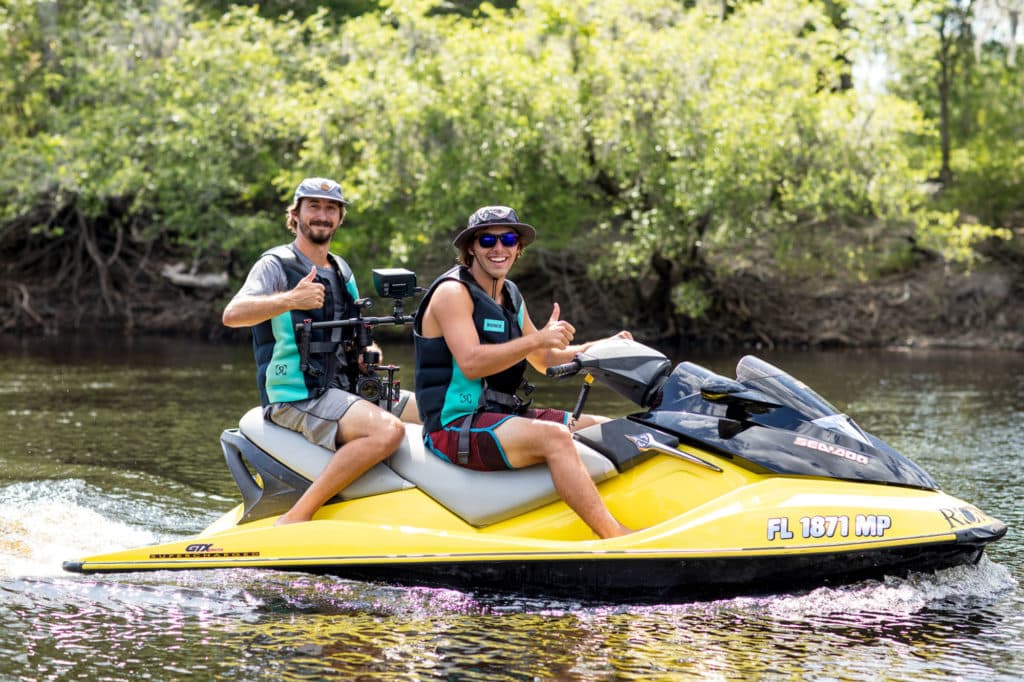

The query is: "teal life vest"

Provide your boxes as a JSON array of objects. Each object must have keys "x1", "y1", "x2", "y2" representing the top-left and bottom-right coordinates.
[
  {"x1": 413, "y1": 265, "x2": 529, "y2": 433},
  {"x1": 251, "y1": 244, "x2": 359, "y2": 406}
]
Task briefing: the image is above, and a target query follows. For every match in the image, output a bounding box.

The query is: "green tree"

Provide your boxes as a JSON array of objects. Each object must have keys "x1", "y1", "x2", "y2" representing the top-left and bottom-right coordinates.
[{"x1": 0, "y1": 0, "x2": 1012, "y2": 339}]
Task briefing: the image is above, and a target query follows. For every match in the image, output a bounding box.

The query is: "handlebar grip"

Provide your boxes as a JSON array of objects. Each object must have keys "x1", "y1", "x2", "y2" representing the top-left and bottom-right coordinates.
[{"x1": 546, "y1": 360, "x2": 581, "y2": 378}]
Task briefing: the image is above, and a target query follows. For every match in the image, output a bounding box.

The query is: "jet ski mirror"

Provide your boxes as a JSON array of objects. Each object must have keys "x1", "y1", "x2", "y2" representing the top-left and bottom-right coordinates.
[{"x1": 700, "y1": 376, "x2": 782, "y2": 414}]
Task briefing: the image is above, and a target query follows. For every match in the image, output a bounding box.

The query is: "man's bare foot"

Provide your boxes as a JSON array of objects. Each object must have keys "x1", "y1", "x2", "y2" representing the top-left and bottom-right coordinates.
[{"x1": 598, "y1": 523, "x2": 634, "y2": 539}]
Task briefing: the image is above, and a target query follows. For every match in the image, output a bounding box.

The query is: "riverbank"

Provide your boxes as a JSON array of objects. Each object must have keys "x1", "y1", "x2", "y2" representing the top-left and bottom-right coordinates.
[
  {"x1": 4, "y1": 234, "x2": 1022, "y2": 353},
  {"x1": 704, "y1": 255, "x2": 1024, "y2": 352}
]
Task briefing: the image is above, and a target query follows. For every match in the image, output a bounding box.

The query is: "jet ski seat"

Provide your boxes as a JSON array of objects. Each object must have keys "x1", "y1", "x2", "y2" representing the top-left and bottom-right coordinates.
[
  {"x1": 238, "y1": 408, "x2": 619, "y2": 527},
  {"x1": 388, "y1": 424, "x2": 619, "y2": 527},
  {"x1": 238, "y1": 407, "x2": 413, "y2": 499}
]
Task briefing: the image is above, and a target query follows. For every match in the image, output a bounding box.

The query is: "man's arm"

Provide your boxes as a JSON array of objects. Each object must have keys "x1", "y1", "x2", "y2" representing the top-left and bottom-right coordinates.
[
  {"x1": 523, "y1": 301, "x2": 634, "y2": 372},
  {"x1": 421, "y1": 281, "x2": 574, "y2": 380},
  {"x1": 222, "y1": 263, "x2": 324, "y2": 328}
]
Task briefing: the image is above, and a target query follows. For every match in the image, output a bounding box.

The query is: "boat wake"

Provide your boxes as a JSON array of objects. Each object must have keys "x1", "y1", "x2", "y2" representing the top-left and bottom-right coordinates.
[
  {"x1": 0, "y1": 479, "x2": 199, "y2": 578},
  {"x1": 717, "y1": 556, "x2": 1018, "y2": 622}
]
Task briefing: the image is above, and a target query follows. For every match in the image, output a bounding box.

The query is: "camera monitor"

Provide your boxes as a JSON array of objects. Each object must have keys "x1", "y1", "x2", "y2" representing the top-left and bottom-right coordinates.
[{"x1": 372, "y1": 268, "x2": 417, "y2": 299}]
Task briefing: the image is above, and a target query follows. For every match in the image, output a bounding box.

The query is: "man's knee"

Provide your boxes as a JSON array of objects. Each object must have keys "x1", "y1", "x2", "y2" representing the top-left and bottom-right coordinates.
[
  {"x1": 380, "y1": 412, "x2": 406, "y2": 450},
  {"x1": 535, "y1": 421, "x2": 575, "y2": 458},
  {"x1": 337, "y1": 402, "x2": 407, "y2": 451}
]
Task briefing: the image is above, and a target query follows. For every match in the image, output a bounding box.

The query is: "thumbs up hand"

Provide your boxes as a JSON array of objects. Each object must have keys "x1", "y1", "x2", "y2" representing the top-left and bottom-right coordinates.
[
  {"x1": 537, "y1": 302, "x2": 575, "y2": 349},
  {"x1": 289, "y1": 266, "x2": 325, "y2": 309}
]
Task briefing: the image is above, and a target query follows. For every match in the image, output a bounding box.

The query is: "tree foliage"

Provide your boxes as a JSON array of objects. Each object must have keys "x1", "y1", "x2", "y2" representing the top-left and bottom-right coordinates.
[
  {"x1": 850, "y1": 0, "x2": 1023, "y2": 227},
  {"x1": 0, "y1": 0, "x2": 1017, "y2": 338}
]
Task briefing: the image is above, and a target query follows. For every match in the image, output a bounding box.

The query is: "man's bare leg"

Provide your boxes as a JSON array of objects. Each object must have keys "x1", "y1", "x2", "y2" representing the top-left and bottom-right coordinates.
[
  {"x1": 397, "y1": 393, "x2": 422, "y2": 425},
  {"x1": 498, "y1": 418, "x2": 631, "y2": 539},
  {"x1": 276, "y1": 401, "x2": 405, "y2": 525}
]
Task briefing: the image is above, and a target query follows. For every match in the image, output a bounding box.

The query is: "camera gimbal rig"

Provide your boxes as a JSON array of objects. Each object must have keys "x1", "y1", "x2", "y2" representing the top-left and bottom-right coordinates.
[{"x1": 295, "y1": 268, "x2": 421, "y2": 410}]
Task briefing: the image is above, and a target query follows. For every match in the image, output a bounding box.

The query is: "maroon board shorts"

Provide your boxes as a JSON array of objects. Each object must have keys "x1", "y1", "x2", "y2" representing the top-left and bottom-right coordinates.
[{"x1": 424, "y1": 409, "x2": 570, "y2": 471}]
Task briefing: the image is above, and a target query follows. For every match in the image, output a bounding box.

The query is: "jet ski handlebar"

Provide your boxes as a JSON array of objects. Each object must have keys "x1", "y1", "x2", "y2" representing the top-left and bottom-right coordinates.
[{"x1": 546, "y1": 360, "x2": 583, "y2": 378}]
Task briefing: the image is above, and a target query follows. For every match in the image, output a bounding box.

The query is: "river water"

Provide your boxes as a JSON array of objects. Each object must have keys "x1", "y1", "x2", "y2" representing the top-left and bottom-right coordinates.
[{"x1": 0, "y1": 335, "x2": 1022, "y2": 680}]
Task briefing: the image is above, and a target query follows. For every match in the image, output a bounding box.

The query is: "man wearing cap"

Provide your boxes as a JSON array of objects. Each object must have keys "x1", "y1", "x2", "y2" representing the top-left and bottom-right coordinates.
[
  {"x1": 413, "y1": 205, "x2": 633, "y2": 539},
  {"x1": 222, "y1": 177, "x2": 416, "y2": 526}
]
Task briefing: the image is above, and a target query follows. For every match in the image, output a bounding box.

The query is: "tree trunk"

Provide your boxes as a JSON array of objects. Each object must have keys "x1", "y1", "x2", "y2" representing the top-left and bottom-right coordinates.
[{"x1": 937, "y1": 9, "x2": 956, "y2": 185}]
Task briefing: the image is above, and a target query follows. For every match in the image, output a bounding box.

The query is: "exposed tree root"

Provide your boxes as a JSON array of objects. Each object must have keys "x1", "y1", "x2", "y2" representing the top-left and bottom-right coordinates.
[{"x1": 1, "y1": 202, "x2": 229, "y2": 337}]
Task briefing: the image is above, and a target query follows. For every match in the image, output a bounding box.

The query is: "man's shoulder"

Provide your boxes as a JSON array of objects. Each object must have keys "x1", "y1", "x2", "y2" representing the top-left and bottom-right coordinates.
[
  {"x1": 258, "y1": 243, "x2": 296, "y2": 260},
  {"x1": 432, "y1": 277, "x2": 472, "y2": 297},
  {"x1": 239, "y1": 246, "x2": 290, "y2": 296},
  {"x1": 326, "y1": 251, "x2": 354, "y2": 278}
]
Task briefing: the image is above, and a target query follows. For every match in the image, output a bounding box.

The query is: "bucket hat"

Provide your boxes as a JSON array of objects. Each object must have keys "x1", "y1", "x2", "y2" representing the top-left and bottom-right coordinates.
[{"x1": 453, "y1": 205, "x2": 536, "y2": 249}]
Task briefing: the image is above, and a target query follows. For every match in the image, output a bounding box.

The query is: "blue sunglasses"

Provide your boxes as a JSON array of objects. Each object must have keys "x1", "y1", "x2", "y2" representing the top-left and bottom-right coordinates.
[{"x1": 476, "y1": 232, "x2": 520, "y2": 248}]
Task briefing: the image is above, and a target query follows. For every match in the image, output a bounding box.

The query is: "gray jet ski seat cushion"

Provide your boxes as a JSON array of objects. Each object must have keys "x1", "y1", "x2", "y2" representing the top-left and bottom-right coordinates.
[
  {"x1": 239, "y1": 408, "x2": 619, "y2": 527},
  {"x1": 238, "y1": 407, "x2": 413, "y2": 499},
  {"x1": 389, "y1": 424, "x2": 618, "y2": 527}
]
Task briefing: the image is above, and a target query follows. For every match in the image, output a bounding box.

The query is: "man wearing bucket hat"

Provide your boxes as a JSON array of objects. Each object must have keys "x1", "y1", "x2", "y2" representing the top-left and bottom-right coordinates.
[
  {"x1": 413, "y1": 205, "x2": 634, "y2": 539},
  {"x1": 223, "y1": 177, "x2": 417, "y2": 526}
]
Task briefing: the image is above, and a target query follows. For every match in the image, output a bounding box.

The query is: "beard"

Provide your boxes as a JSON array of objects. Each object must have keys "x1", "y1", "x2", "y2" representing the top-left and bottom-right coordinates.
[{"x1": 297, "y1": 217, "x2": 336, "y2": 245}]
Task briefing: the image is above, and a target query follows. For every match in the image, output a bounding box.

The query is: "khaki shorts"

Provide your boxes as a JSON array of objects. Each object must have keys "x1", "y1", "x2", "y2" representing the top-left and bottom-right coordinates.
[{"x1": 264, "y1": 388, "x2": 413, "y2": 450}]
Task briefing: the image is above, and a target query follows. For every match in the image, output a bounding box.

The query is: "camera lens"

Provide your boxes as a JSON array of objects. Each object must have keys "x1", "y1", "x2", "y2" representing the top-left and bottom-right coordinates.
[{"x1": 356, "y1": 376, "x2": 383, "y2": 402}]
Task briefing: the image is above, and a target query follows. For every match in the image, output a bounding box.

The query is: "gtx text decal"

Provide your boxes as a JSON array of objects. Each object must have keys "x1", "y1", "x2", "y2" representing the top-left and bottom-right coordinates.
[
  {"x1": 792, "y1": 436, "x2": 869, "y2": 465},
  {"x1": 148, "y1": 543, "x2": 260, "y2": 559},
  {"x1": 767, "y1": 514, "x2": 892, "y2": 541}
]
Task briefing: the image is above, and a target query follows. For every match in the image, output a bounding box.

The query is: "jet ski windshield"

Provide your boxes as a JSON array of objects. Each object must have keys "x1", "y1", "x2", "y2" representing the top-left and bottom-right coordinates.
[
  {"x1": 735, "y1": 355, "x2": 871, "y2": 444},
  {"x1": 735, "y1": 355, "x2": 839, "y2": 418}
]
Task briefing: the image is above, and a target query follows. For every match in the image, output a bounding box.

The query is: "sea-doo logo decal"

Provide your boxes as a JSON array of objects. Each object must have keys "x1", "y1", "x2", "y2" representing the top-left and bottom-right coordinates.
[
  {"x1": 483, "y1": 318, "x2": 505, "y2": 333},
  {"x1": 793, "y1": 436, "x2": 869, "y2": 465},
  {"x1": 767, "y1": 514, "x2": 892, "y2": 540},
  {"x1": 940, "y1": 505, "x2": 989, "y2": 528}
]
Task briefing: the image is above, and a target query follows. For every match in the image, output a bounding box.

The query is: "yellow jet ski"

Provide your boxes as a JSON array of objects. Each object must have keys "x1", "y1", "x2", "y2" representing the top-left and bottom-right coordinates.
[{"x1": 63, "y1": 335, "x2": 1006, "y2": 601}]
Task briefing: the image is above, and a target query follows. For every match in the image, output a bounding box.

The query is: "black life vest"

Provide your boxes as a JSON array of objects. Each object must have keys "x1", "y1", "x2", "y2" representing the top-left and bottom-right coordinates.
[
  {"x1": 251, "y1": 244, "x2": 358, "y2": 406},
  {"x1": 413, "y1": 265, "x2": 530, "y2": 432}
]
